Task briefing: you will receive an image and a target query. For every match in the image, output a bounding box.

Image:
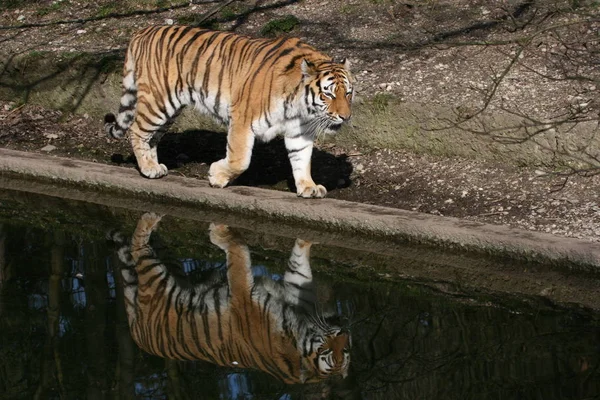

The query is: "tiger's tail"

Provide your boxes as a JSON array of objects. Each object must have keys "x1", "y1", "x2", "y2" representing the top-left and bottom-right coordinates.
[{"x1": 104, "y1": 47, "x2": 137, "y2": 139}]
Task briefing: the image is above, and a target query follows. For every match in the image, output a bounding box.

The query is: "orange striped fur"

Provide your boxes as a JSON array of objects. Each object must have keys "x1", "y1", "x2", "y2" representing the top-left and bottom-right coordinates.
[
  {"x1": 105, "y1": 26, "x2": 354, "y2": 198},
  {"x1": 116, "y1": 213, "x2": 351, "y2": 384}
]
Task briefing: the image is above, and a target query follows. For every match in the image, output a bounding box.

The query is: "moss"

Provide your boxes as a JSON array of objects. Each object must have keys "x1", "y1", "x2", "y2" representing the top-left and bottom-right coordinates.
[
  {"x1": 36, "y1": 1, "x2": 67, "y2": 16},
  {"x1": 177, "y1": 14, "x2": 220, "y2": 29},
  {"x1": 340, "y1": 4, "x2": 360, "y2": 14},
  {"x1": 370, "y1": 92, "x2": 396, "y2": 113},
  {"x1": 95, "y1": 4, "x2": 117, "y2": 18},
  {"x1": 260, "y1": 15, "x2": 300, "y2": 36},
  {"x1": 220, "y1": 5, "x2": 237, "y2": 20}
]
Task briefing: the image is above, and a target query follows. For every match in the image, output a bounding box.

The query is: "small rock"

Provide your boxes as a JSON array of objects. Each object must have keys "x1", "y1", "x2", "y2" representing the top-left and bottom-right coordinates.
[
  {"x1": 17, "y1": 15, "x2": 25, "y2": 22},
  {"x1": 165, "y1": 18, "x2": 174, "y2": 25},
  {"x1": 77, "y1": 29, "x2": 86, "y2": 34},
  {"x1": 44, "y1": 133, "x2": 59, "y2": 139},
  {"x1": 444, "y1": 198, "x2": 454, "y2": 204},
  {"x1": 41, "y1": 145, "x2": 57, "y2": 152},
  {"x1": 540, "y1": 287, "x2": 555, "y2": 296}
]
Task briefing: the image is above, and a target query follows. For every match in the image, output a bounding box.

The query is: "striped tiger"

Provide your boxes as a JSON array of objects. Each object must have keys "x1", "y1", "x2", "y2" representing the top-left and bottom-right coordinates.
[
  {"x1": 104, "y1": 25, "x2": 354, "y2": 198},
  {"x1": 114, "y1": 213, "x2": 351, "y2": 384}
]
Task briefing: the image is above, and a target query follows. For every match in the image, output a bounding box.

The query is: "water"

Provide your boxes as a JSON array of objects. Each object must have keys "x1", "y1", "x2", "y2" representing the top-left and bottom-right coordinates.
[{"x1": 0, "y1": 186, "x2": 599, "y2": 400}]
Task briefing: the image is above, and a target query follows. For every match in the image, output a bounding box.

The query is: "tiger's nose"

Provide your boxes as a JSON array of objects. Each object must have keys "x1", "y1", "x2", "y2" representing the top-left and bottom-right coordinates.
[{"x1": 339, "y1": 112, "x2": 351, "y2": 122}]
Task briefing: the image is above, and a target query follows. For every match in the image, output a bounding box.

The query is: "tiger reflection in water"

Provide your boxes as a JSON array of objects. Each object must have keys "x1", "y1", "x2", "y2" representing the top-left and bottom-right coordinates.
[{"x1": 114, "y1": 213, "x2": 350, "y2": 384}]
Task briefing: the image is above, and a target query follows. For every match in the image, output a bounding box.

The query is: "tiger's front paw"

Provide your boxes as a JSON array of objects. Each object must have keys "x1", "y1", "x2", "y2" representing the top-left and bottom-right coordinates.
[
  {"x1": 140, "y1": 163, "x2": 168, "y2": 179},
  {"x1": 209, "y1": 223, "x2": 242, "y2": 249},
  {"x1": 297, "y1": 184, "x2": 327, "y2": 199},
  {"x1": 139, "y1": 212, "x2": 163, "y2": 230},
  {"x1": 208, "y1": 160, "x2": 232, "y2": 188}
]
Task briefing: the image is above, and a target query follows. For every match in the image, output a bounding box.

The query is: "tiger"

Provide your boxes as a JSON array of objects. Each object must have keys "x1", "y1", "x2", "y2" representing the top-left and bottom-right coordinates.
[
  {"x1": 112, "y1": 212, "x2": 351, "y2": 384},
  {"x1": 104, "y1": 25, "x2": 354, "y2": 198}
]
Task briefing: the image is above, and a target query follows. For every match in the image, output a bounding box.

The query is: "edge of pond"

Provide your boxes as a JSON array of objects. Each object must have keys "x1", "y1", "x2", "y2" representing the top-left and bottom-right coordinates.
[{"x1": 0, "y1": 147, "x2": 599, "y2": 272}]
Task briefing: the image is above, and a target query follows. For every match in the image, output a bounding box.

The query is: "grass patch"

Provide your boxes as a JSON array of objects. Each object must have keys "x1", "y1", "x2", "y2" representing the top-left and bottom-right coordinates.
[
  {"x1": 95, "y1": 4, "x2": 117, "y2": 18},
  {"x1": 27, "y1": 50, "x2": 46, "y2": 59},
  {"x1": 0, "y1": 0, "x2": 41, "y2": 9},
  {"x1": 340, "y1": 4, "x2": 360, "y2": 14},
  {"x1": 370, "y1": 92, "x2": 395, "y2": 113},
  {"x1": 36, "y1": 1, "x2": 68, "y2": 16},
  {"x1": 220, "y1": 5, "x2": 238, "y2": 20},
  {"x1": 177, "y1": 14, "x2": 220, "y2": 29},
  {"x1": 260, "y1": 15, "x2": 300, "y2": 36}
]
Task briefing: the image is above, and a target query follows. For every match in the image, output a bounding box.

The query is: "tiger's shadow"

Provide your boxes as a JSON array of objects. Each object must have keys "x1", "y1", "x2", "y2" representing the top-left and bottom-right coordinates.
[{"x1": 111, "y1": 129, "x2": 353, "y2": 193}]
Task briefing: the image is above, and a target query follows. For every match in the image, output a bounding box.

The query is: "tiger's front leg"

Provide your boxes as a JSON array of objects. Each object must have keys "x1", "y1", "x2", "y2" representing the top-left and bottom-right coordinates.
[
  {"x1": 285, "y1": 135, "x2": 327, "y2": 198},
  {"x1": 208, "y1": 123, "x2": 255, "y2": 188}
]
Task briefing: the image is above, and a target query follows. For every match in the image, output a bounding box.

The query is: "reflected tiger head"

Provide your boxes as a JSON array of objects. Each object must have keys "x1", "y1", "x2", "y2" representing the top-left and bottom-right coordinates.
[
  {"x1": 301, "y1": 58, "x2": 354, "y2": 135},
  {"x1": 301, "y1": 326, "x2": 351, "y2": 383}
]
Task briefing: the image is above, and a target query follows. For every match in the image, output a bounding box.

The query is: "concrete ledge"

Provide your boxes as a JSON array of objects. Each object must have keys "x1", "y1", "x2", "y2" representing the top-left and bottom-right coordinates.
[{"x1": 0, "y1": 147, "x2": 599, "y2": 269}]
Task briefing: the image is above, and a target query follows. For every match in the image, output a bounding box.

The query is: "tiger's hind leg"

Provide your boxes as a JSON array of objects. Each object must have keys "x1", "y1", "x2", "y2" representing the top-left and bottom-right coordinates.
[
  {"x1": 129, "y1": 120, "x2": 169, "y2": 179},
  {"x1": 129, "y1": 95, "x2": 181, "y2": 179}
]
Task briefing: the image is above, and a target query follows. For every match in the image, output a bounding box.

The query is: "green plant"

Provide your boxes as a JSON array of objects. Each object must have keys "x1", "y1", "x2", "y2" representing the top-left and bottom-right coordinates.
[
  {"x1": 371, "y1": 93, "x2": 395, "y2": 113},
  {"x1": 95, "y1": 4, "x2": 117, "y2": 18},
  {"x1": 260, "y1": 15, "x2": 300, "y2": 36},
  {"x1": 36, "y1": 0, "x2": 67, "y2": 16},
  {"x1": 220, "y1": 5, "x2": 237, "y2": 20},
  {"x1": 340, "y1": 4, "x2": 359, "y2": 14},
  {"x1": 27, "y1": 50, "x2": 45, "y2": 59},
  {"x1": 177, "y1": 14, "x2": 220, "y2": 29}
]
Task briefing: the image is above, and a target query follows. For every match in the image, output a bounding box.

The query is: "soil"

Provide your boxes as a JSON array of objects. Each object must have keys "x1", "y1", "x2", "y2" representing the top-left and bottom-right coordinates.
[{"x1": 1, "y1": 0, "x2": 599, "y2": 242}]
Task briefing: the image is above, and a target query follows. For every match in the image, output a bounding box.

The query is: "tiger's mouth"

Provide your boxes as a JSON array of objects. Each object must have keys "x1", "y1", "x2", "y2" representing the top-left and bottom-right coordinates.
[{"x1": 326, "y1": 123, "x2": 343, "y2": 133}]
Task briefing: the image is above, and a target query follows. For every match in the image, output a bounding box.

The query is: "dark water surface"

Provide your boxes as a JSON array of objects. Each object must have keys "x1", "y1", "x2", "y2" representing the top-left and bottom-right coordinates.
[{"x1": 0, "y1": 187, "x2": 599, "y2": 400}]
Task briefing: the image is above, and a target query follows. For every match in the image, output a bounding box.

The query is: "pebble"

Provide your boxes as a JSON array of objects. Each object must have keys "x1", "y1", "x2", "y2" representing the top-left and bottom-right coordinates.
[
  {"x1": 41, "y1": 145, "x2": 57, "y2": 152},
  {"x1": 165, "y1": 19, "x2": 174, "y2": 25}
]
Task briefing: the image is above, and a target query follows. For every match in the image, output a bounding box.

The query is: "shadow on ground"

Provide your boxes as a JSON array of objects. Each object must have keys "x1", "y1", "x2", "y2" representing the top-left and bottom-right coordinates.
[{"x1": 111, "y1": 129, "x2": 353, "y2": 194}]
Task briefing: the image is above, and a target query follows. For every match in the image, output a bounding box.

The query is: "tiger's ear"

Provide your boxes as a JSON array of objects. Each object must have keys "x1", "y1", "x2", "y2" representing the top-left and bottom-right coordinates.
[
  {"x1": 301, "y1": 59, "x2": 317, "y2": 79},
  {"x1": 341, "y1": 58, "x2": 351, "y2": 70}
]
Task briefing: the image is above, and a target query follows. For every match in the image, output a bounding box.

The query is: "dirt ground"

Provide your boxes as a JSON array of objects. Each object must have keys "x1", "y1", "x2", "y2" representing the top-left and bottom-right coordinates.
[{"x1": 1, "y1": 0, "x2": 599, "y2": 242}]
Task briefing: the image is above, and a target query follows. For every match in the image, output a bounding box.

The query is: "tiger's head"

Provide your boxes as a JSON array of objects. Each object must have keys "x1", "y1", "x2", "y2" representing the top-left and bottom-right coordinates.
[
  {"x1": 300, "y1": 58, "x2": 354, "y2": 135},
  {"x1": 300, "y1": 326, "x2": 351, "y2": 383}
]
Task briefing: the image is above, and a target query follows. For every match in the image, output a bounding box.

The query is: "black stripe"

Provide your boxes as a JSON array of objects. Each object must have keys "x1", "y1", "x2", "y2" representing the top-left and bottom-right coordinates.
[{"x1": 287, "y1": 144, "x2": 309, "y2": 154}]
